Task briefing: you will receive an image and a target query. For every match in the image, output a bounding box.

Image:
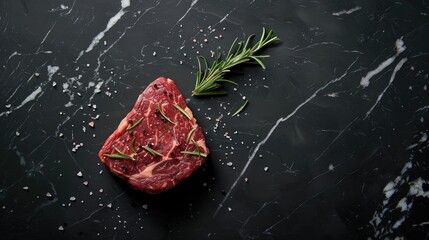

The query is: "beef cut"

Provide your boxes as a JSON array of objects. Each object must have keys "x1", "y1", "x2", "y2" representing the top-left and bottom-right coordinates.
[{"x1": 98, "y1": 77, "x2": 209, "y2": 193}]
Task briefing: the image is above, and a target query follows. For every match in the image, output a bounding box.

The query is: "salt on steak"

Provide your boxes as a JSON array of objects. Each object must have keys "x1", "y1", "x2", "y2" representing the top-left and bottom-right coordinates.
[{"x1": 98, "y1": 77, "x2": 209, "y2": 194}]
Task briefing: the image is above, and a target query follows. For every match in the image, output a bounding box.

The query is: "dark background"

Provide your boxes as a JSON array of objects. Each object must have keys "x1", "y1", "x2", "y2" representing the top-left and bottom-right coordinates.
[{"x1": 1, "y1": 0, "x2": 428, "y2": 239}]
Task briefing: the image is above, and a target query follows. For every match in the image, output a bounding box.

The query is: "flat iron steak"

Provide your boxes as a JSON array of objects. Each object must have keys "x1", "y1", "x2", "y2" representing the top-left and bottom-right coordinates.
[{"x1": 98, "y1": 77, "x2": 209, "y2": 194}]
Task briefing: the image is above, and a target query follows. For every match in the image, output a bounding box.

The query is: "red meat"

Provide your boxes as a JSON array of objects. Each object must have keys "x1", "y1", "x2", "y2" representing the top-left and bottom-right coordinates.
[{"x1": 98, "y1": 77, "x2": 209, "y2": 193}]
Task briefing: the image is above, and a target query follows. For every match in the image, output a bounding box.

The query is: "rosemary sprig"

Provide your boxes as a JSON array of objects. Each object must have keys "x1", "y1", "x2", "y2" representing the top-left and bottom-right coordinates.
[
  {"x1": 192, "y1": 28, "x2": 280, "y2": 96},
  {"x1": 103, "y1": 147, "x2": 134, "y2": 160},
  {"x1": 232, "y1": 100, "x2": 248, "y2": 116},
  {"x1": 103, "y1": 153, "x2": 133, "y2": 160},
  {"x1": 157, "y1": 103, "x2": 176, "y2": 124},
  {"x1": 142, "y1": 145, "x2": 164, "y2": 157},
  {"x1": 173, "y1": 103, "x2": 192, "y2": 120},
  {"x1": 127, "y1": 116, "x2": 144, "y2": 131},
  {"x1": 181, "y1": 151, "x2": 208, "y2": 158}
]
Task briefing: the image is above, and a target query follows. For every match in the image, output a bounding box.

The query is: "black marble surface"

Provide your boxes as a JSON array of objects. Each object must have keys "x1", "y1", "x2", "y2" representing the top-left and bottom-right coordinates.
[{"x1": 1, "y1": 0, "x2": 429, "y2": 239}]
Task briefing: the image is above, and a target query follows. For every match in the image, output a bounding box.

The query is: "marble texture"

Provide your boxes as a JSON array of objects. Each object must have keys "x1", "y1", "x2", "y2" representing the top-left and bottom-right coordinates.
[{"x1": 0, "y1": 0, "x2": 428, "y2": 239}]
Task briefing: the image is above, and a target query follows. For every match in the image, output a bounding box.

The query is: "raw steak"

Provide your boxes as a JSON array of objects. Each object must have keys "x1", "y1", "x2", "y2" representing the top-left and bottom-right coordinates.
[{"x1": 98, "y1": 77, "x2": 209, "y2": 194}]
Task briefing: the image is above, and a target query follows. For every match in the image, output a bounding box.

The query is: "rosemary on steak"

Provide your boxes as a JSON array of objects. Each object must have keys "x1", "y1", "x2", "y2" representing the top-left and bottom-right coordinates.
[
  {"x1": 181, "y1": 151, "x2": 207, "y2": 158},
  {"x1": 142, "y1": 145, "x2": 164, "y2": 157},
  {"x1": 186, "y1": 127, "x2": 197, "y2": 143},
  {"x1": 157, "y1": 103, "x2": 176, "y2": 124},
  {"x1": 127, "y1": 116, "x2": 144, "y2": 131},
  {"x1": 103, "y1": 147, "x2": 134, "y2": 160},
  {"x1": 174, "y1": 103, "x2": 192, "y2": 120},
  {"x1": 192, "y1": 28, "x2": 280, "y2": 96}
]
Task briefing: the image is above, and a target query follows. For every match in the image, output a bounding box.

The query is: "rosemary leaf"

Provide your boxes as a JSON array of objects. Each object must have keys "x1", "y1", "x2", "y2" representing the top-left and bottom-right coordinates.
[
  {"x1": 103, "y1": 147, "x2": 133, "y2": 160},
  {"x1": 192, "y1": 139, "x2": 200, "y2": 155},
  {"x1": 103, "y1": 153, "x2": 133, "y2": 160},
  {"x1": 232, "y1": 100, "x2": 249, "y2": 116},
  {"x1": 192, "y1": 28, "x2": 280, "y2": 96},
  {"x1": 114, "y1": 147, "x2": 127, "y2": 156},
  {"x1": 127, "y1": 116, "x2": 144, "y2": 131},
  {"x1": 131, "y1": 137, "x2": 137, "y2": 154},
  {"x1": 157, "y1": 103, "x2": 176, "y2": 124},
  {"x1": 142, "y1": 145, "x2": 164, "y2": 157},
  {"x1": 186, "y1": 127, "x2": 197, "y2": 144},
  {"x1": 173, "y1": 103, "x2": 192, "y2": 120},
  {"x1": 180, "y1": 151, "x2": 207, "y2": 158}
]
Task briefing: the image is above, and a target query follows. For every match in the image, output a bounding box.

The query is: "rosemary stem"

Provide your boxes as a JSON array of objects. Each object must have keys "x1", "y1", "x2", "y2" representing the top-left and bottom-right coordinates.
[{"x1": 193, "y1": 28, "x2": 280, "y2": 96}]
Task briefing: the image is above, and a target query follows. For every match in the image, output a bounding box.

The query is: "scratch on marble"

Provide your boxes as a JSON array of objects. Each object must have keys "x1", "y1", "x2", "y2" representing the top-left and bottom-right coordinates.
[
  {"x1": 76, "y1": 0, "x2": 131, "y2": 61},
  {"x1": 307, "y1": 163, "x2": 342, "y2": 184},
  {"x1": 360, "y1": 38, "x2": 406, "y2": 88},
  {"x1": 170, "y1": 0, "x2": 199, "y2": 32},
  {"x1": 242, "y1": 201, "x2": 275, "y2": 228},
  {"x1": 68, "y1": 191, "x2": 125, "y2": 228},
  {"x1": 35, "y1": 22, "x2": 56, "y2": 54},
  {"x1": 259, "y1": 168, "x2": 361, "y2": 237},
  {"x1": 332, "y1": 6, "x2": 362, "y2": 16},
  {"x1": 63, "y1": 140, "x2": 82, "y2": 170},
  {"x1": 29, "y1": 136, "x2": 52, "y2": 156},
  {"x1": 292, "y1": 42, "x2": 343, "y2": 53},
  {"x1": 12, "y1": 145, "x2": 26, "y2": 166},
  {"x1": 211, "y1": 7, "x2": 236, "y2": 28},
  {"x1": 2, "y1": 60, "x2": 21, "y2": 85},
  {"x1": 239, "y1": 200, "x2": 278, "y2": 239},
  {"x1": 364, "y1": 58, "x2": 407, "y2": 119},
  {"x1": 313, "y1": 117, "x2": 359, "y2": 162},
  {"x1": 25, "y1": 180, "x2": 58, "y2": 221},
  {"x1": 213, "y1": 57, "x2": 359, "y2": 218},
  {"x1": 219, "y1": 8, "x2": 234, "y2": 23}
]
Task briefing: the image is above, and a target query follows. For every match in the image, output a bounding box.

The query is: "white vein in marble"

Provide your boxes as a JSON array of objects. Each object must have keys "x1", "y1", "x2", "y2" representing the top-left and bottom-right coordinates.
[
  {"x1": 1, "y1": 65, "x2": 59, "y2": 117},
  {"x1": 76, "y1": 0, "x2": 131, "y2": 61},
  {"x1": 332, "y1": 6, "x2": 362, "y2": 16},
  {"x1": 170, "y1": 0, "x2": 199, "y2": 31},
  {"x1": 360, "y1": 38, "x2": 406, "y2": 88},
  {"x1": 370, "y1": 153, "x2": 429, "y2": 239},
  {"x1": 364, "y1": 58, "x2": 407, "y2": 119}
]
